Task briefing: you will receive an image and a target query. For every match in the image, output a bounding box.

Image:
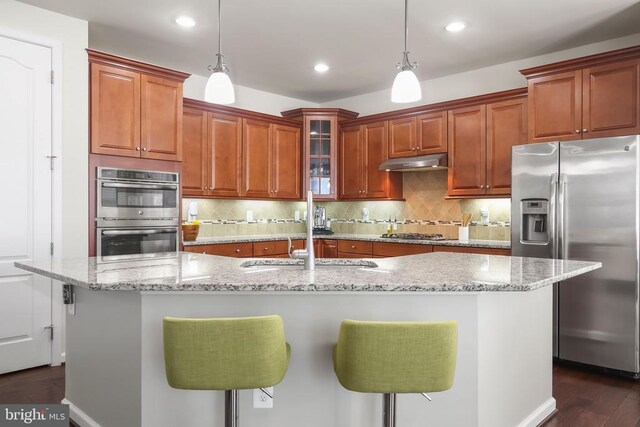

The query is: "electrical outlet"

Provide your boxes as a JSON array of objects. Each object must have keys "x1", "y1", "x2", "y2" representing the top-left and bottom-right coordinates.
[{"x1": 253, "y1": 387, "x2": 274, "y2": 409}]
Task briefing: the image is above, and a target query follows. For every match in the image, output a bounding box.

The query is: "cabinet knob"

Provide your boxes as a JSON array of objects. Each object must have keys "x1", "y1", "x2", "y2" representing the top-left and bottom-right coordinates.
[
  {"x1": 486, "y1": 185, "x2": 491, "y2": 188},
  {"x1": 235, "y1": 249, "x2": 240, "y2": 253},
  {"x1": 575, "y1": 129, "x2": 581, "y2": 133},
  {"x1": 582, "y1": 129, "x2": 588, "y2": 133},
  {"x1": 136, "y1": 147, "x2": 140, "y2": 151},
  {"x1": 264, "y1": 247, "x2": 268, "y2": 251},
  {"x1": 351, "y1": 245, "x2": 356, "y2": 249},
  {"x1": 480, "y1": 185, "x2": 485, "y2": 189},
  {"x1": 142, "y1": 147, "x2": 147, "y2": 151}
]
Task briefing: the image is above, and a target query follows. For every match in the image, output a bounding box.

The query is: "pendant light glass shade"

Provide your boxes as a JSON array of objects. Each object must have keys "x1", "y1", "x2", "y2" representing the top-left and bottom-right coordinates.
[
  {"x1": 391, "y1": 0, "x2": 422, "y2": 103},
  {"x1": 391, "y1": 69, "x2": 421, "y2": 103},
  {"x1": 205, "y1": 70, "x2": 235, "y2": 104},
  {"x1": 205, "y1": 0, "x2": 235, "y2": 104}
]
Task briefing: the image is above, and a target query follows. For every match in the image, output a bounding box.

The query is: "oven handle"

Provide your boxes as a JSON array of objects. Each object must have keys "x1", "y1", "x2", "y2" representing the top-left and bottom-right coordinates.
[
  {"x1": 101, "y1": 229, "x2": 177, "y2": 236},
  {"x1": 101, "y1": 182, "x2": 178, "y2": 190}
]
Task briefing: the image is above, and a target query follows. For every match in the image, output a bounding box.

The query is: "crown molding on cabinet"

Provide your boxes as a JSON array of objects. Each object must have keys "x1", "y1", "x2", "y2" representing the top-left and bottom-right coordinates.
[
  {"x1": 183, "y1": 98, "x2": 300, "y2": 127},
  {"x1": 520, "y1": 45, "x2": 640, "y2": 79},
  {"x1": 339, "y1": 87, "x2": 528, "y2": 127},
  {"x1": 87, "y1": 49, "x2": 191, "y2": 82},
  {"x1": 281, "y1": 108, "x2": 359, "y2": 121}
]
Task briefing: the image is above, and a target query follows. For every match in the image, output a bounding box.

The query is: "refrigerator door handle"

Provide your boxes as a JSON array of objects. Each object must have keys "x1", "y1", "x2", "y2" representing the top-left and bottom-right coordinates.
[
  {"x1": 557, "y1": 174, "x2": 567, "y2": 260},
  {"x1": 549, "y1": 173, "x2": 559, "y2": 259}
]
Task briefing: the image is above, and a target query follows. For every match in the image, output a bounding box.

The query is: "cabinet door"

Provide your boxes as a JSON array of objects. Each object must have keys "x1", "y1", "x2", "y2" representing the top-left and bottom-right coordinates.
[
  {"x1": 486, "y1": 98, "x2": 528, "y2": 196},
  {"x1": 140, "y1": 75, "x2": 183, "y2": 161},
  {"x1": 272, "y1": 124, "x2": 301, "y2": 199},
  {"x1": 528, "y1": 70, "x2": 582, "y2": 142},
  {"x1": 363, "y1": 121, "x2": 390, "y2": 198},
  {"x1": 388, "y1": 117, "x2": 416, "y2": 158},
  {"x1": 321, "y1": 240, "x2": 338, "y2": 258},
  {"x1": 448, "y1": 105, "x2": 487, "y2": 196},
  {"x1": 417, "y1": 111, "x2": 448, "y2": 154},
  {"x1": 182, "y1": 108, "x2": 208, "y2": 196},
  {"x1": 582, "y1": 59, "x2": 640, "y2": 138},
  {"x1": 306, "y1": 117, "x2": 337, "y2": 200},
  {"x1": 90, "y1": 63, "x2": 141, "y2": 157},
  {"x1": 209, "y1": 113, "x2": 242, "y2": 197},
  {"x1": 339, "y1": 125, "x2": 363, "y2": 199},
  {"x1": 242, "y1": 119, "x2": 272, "y2": 198}
]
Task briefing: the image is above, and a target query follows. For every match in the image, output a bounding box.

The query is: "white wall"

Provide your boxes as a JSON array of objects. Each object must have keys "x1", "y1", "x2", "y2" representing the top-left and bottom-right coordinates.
[
  {"x1": 184, "y1": 73, "x2": 318, "y2": 116},
  {"x1": 0, "y1": 0, "x2": 89, "y2": 259},
  {"x1": 322, "y1": 32, "x2": 640, "y2": 116}
]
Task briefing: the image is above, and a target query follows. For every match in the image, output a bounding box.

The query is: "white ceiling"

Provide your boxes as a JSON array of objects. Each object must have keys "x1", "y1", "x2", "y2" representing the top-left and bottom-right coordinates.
[{"x1": 18, "y1": 0, "x2": 640, "y2": 102}]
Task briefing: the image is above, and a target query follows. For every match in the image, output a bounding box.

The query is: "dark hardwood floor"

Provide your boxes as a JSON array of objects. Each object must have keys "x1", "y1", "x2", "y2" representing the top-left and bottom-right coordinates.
[
  {"x1": 544, "y1": 364, "x2": 640, "y2": 426},
  {"x1": 0, "y1": 363, "x2": 639, "y2": 426}
]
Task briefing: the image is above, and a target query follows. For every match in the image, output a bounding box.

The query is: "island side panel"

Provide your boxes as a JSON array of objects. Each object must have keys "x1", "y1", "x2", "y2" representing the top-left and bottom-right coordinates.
[
  {"x1": 477, "y1": 286, "x2": 554, "y2": 427},
  {"x1": 65, "y1": 287, "x2": 142, "y2": 427},
  {"x1": 140, "y1": 292, "x2": 481, "y2": 427}
]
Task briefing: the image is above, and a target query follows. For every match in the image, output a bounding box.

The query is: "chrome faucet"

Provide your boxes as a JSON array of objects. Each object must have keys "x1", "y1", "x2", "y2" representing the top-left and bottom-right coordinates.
[{"x1": 287, "y1": 190, "x2": 316, "y2": 270}]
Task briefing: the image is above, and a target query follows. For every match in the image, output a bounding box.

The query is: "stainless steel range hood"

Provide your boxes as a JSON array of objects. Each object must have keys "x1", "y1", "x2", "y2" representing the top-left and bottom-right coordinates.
[{"x1": 379, "y1": 153, "x2": 447, "y2": 172}]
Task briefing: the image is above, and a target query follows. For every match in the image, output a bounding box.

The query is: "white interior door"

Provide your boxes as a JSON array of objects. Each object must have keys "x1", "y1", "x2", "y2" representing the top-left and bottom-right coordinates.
[{"x1": 0, "y1": 35, "x2": 53, "y2": 374}]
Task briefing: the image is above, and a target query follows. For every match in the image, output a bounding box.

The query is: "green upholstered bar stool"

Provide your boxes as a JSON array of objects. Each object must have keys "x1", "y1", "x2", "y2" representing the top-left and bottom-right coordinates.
[
  {"x1": 163, "y1": 315, "x2": 291, "y2": 427},
  {"x1": 333, "y1": 320, "x2": 458, "y2": 427}
]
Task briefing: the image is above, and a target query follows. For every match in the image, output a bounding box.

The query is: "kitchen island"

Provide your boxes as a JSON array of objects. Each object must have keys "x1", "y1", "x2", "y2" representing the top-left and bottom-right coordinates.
[{"x1": 16, "y1": 252, "x2": 600, "y2": 427}]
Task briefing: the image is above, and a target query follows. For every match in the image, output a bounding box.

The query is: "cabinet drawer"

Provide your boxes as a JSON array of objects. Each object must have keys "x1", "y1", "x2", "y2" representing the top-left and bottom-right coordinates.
[
  {"x1": 337, "y1": 240, "x2": 373, "y2": 255},
  {"x1": 253, "y1": 239, "x2": 304, "y2": 256},
  {"x1": 184, "y1": 243, "x2": 253, "y2": 257},
  {"x1": 372, "y1": 242, "x2": 433, "y2": 257},
  {"x1": 432, "y1": 246, "x2": 510, "y2": 256}
]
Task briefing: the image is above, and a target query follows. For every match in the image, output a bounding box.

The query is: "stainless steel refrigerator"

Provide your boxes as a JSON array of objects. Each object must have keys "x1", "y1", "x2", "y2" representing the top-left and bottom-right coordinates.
[{"x1": 511, "y1": 135, "x2": 640, "y2": 377}]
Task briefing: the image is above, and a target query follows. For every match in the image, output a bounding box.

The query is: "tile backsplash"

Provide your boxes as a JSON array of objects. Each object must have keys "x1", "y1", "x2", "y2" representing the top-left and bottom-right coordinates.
[{"x1": 183, "y1": 171, "x2": 511, "y2": 240}]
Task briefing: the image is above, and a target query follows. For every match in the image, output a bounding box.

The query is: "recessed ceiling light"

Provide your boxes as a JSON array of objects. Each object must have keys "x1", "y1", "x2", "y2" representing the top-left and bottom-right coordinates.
[
  {"x1": 175, "y1": 16, "x2": 196, "y2": 28},
  {"x1": 314, "y1": 63, "x2": 329, "y2": 73},
  {"x1": 445, "y1": 21, "x2": 466, "y2": 32}
]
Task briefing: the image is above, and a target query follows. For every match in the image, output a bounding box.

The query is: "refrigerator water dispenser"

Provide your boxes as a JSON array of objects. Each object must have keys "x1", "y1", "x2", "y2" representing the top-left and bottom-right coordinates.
[{"x1": 520, "y1": 199, "x2": 549, "y2": 243}]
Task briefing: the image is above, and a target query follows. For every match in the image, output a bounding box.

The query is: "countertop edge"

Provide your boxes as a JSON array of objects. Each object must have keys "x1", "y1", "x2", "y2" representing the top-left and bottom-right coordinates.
[{"x1": 183, "y1": 234, "x2": 511, "y2": 250}]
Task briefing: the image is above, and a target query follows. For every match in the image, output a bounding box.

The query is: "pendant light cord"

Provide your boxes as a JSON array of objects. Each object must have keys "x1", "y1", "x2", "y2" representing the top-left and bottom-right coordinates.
[
  {"x1": 404, "y1": 0, "x2": 408, "y2": 53},
  {"x1": 218, "y1": 0, "x2": 222, "y2": 55}
]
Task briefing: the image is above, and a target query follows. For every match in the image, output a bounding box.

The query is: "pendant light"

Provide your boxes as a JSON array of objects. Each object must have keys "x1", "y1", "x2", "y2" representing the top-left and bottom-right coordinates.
[
  {"x1": 391, "y1": 0, "x2": 422, "y2": 103},
  {"x1": 205, "y1": 0, "x2": 235, "y2": 104}
]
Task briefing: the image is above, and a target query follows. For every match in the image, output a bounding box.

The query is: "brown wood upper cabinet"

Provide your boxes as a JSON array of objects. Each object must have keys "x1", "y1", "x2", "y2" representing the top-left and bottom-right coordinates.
[
  {"x1": 182, "y1": 107, "x2": 242, "y2": 197},
  {"x1": 280, "y1": 109, "x2": 359, "y2": 201},
  {"x1": 448, "y1": 97, "x2": 527, "y2": 197},
  {"x1": 523, "y1": 53, "x2": 640, "y2": 142},
  {"x1": 339, "y1": 122, "x2": 403, "y2": 200},
  {"x1": 88, "y1": 50, "x2": 189, "y2": 161},
  {"x1": 388, "y1": 111, "x2": 447, "y2": 158},
  {"x1": 242, "y1": 119, "x2": 301, "y2": 199}
]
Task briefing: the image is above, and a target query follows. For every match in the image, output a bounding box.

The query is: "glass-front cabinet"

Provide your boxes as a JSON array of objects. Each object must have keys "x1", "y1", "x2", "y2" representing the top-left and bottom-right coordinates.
[
  {"x1": 308, "y1": 117, "x2": 335, "y2": 198},
  {"x1": 281, "y1": 108, "x2": 359, "y2": 200}
]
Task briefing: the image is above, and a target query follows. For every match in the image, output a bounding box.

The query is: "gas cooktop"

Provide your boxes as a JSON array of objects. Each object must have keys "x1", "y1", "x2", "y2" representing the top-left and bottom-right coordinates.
[{"x1": 380, "y1": 233, "x2": 447, "y2": 241}]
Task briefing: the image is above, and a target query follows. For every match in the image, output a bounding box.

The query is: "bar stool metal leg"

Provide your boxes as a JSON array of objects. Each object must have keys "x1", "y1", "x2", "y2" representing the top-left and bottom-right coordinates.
[
  {"x1": 225, "y1": 390, "x2": 239, "y2": 427},
  {"x1": 383, "y1": 393, "x2": 396, "y2": 427}
]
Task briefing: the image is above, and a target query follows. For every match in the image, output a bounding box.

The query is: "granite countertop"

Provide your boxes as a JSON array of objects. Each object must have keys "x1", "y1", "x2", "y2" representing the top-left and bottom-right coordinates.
[
  {"x1": 183, "y1": 233, "x2": 511, "y2": 250},
  {"x1": 15, "y1": 252, "x2": 599, "y2": 293}
]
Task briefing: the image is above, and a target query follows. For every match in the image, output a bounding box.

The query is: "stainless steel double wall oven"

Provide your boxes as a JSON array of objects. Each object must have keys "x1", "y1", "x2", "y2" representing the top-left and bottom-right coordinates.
[{"x1": 96, "y1": 167, "x2": 180, "y2": 258}]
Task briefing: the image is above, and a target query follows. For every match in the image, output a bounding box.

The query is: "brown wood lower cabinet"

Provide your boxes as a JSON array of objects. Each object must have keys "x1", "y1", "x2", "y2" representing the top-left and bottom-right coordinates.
[
  {"x1": 315, "y1": 239, "x2": 338, "y2": 258},
  {"x1": 253, "y1": 240, "x2": 304, "y2": 257},
  {"x1": 183, "y1": 243, "x2": 253, "y2": 257},
  {"x1": 337, "y1": 240, "x2": 373, "y2": 256},
  {"x1": 432, "y1": 246, "x2": 511, "y2": 256},
  {"x1": 372, "y1": 242, "x2": 433, "y2": 257}
]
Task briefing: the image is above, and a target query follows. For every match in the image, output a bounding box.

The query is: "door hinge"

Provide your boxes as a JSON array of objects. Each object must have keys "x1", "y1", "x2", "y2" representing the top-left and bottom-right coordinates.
[
  {"x1": 50, "y1": 242, "x2": 54, "y2": 256},
  {"x1": 50, "y1": 70, "x2": 54, "y2": 84},
  {"x1": 45, "y1": 155, "x2": 57, "y2": 170},
  {"x1": 44, "y1": 325, "x2": 54, "y2": 341}
]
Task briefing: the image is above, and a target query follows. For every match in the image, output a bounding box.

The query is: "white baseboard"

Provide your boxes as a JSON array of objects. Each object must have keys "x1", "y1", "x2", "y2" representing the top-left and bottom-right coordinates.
[
  {"x1": 517, "y1": 397, "x2": 556, "y2": 427},
  {"x1": 62, "y1": 398, "x2": 102, "y2": 427}
]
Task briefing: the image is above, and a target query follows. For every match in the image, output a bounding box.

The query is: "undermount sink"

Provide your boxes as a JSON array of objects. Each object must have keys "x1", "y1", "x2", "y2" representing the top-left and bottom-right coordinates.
[{"x1": 240, "y1": 259, "x2": 378, "y2": 269}]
